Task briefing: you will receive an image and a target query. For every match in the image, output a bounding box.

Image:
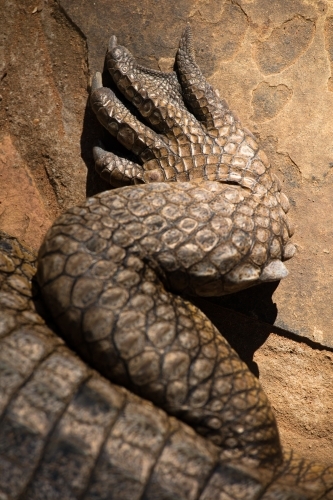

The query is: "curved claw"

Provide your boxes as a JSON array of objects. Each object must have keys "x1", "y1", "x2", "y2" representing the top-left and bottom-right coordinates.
[
  {"x1": 108, "y1": 35, "x2": 117, "y2": 51},
  {"x1": 91, "y1": 71, "x2": 103, "y2": 93},
  {"x1": 92, "y1": 144, "x2": 107, "y2": 163},
  {"x1": 259, "y1": 260, "x2": 289, "y2": 282}
]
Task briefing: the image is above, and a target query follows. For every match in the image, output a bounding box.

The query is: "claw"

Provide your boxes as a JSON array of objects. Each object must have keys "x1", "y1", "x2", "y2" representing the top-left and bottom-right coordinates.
[
  {"x1": 93, "y1": 144, "x2": 107, "y2": 163},
  {"x1": 259, "y1": 260, "x2": 288, "y2": 282},
  {"x1": 108, "y1": 35, "x2": 118, "y2": 51},
  {"x1": 91, "y1": 72, "x2": 103, "y2": 92}
]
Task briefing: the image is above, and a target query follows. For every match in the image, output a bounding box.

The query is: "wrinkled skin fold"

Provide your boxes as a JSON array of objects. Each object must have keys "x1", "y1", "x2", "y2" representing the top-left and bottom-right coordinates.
[{"x1": 0, "y1": 27, "x2": 332, "y2": 499}]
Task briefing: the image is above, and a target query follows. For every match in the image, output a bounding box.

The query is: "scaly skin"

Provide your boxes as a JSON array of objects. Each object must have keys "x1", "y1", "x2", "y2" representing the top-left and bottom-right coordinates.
[{"x1": 0, "y1": 27, "x2": 332, "y2": 498}]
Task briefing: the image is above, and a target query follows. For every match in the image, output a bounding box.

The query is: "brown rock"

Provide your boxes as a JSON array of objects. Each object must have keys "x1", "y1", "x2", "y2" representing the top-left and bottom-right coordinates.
[
  {"x1": 0, "y1": 134, "x2": 52, "y2": 250},
  {"x1": 255, "y1": 333, "x2": 333, "y2": 465}
]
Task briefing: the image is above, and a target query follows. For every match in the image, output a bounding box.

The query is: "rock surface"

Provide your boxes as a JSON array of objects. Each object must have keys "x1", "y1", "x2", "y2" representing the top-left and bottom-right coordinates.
[
  {"x1": 0, "y1": 0, "x2": 332, "y2": 465},
  {"x1": 0, "y1": 134, "x2": 52, "y2": 248}
]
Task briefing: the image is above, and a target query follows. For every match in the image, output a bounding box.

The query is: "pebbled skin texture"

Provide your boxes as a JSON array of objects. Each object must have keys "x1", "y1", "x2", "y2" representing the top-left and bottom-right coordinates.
[{"x1": 0, "y1": 27, "x2": 333, "y2": 499}]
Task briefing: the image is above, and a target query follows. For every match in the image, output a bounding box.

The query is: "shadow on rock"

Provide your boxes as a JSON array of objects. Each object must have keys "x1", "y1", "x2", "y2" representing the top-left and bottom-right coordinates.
[{"x1": 191, "y1": 282, "x2": 280, "y2": 378}]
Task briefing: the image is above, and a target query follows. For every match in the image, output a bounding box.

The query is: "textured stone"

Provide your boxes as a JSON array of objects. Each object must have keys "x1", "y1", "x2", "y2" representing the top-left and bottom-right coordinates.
[{"x1": 0, "y1": 135, "x2": 52, "y2": 250}]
